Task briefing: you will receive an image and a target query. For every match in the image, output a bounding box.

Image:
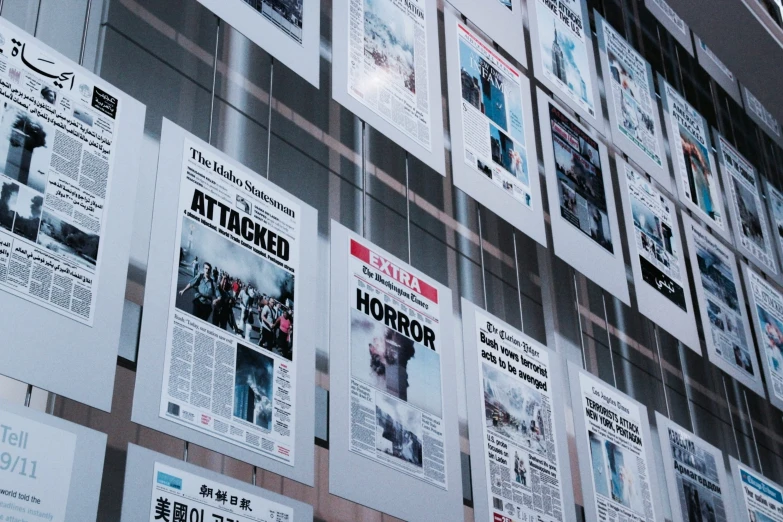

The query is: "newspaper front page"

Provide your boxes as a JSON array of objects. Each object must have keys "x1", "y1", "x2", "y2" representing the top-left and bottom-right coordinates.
[
  {"x1": 149, "y1": 462, "x2": 293, "y2": 522},
  {"x1": 456, "y1": 21, "x2": 533, "y2": 209},
  {"x1": 347, "y1": 0, "x2": 432, "y2": 150},
  {"x1": 663, "y1": 83, "x2": 723, "y2": 230},
  {"x1": 747, "y1": 269, "x2": 783, "y2": 405},
  {"x1": 158, "y1": 139, "x2": 301, "y2": 465},
  {"x1": 474, "y1": 309, "x2": 566, "y2": 522},
  {"x1": 348, "y1": 236, "x2": 447, "y2": 489},
  {"x1": 0, "y1": 23, "x2": 122, "y2": 326},
  {"x1": 767, "y1": 183, "x2": 783, "y2": 259},
  {"x1": 736, "y1": 465, "x2": 783, "y2": 522},
  {"x1": 602, "y1": 20, "x2": 663, "y2": 169},
  {"x1": 624, "y1": 164, "x2": 685, "y2": 309},
  {"x1": 578, "y1": 373, "x2": 657, "y2": 522}
]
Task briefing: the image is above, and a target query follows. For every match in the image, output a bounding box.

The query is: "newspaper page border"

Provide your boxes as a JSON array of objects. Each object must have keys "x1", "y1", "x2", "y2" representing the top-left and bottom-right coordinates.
[
  {"x1": 445, "y1": 0, "x2": 527, "y2": 66},
  {"x1": 728, "y1": 456, "x2": 783, "y2": 522}
]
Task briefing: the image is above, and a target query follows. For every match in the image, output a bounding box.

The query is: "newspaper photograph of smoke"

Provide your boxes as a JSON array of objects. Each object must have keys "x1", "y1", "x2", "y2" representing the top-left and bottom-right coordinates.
[
  {"x1": 0, "y1": 178, "x2": 18, "y2": 231},
  {"x1": 12, "y1": 184, "x2": 42, "y2": 242},
  {"x1": 375, "y1": 393, "x2": 423, "y2": 468},
  {"x1": 37, "y1": 211, "x2": 100, "y2": 269},
  {"x1": 233, "y1": 343, "x2": 274, "y2": 431},
  {"x1": 589, "y1": 431, "x2": 645, "y2": 515},
  {"x1": 0, "y1": 103, "x2": 53, "y2": 193}
]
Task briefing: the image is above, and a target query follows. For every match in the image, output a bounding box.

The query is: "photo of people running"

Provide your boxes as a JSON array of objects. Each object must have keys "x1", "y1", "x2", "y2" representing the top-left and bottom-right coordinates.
[{"x1": 175, "y1": 216, "x2": 296, "y2": 361}]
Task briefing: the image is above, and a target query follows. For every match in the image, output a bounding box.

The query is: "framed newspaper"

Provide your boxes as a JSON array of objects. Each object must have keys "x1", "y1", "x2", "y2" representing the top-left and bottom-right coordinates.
[
  {"x1": 766, "y1": 181, "x2": 783, "y2": 270},
  {"x1": 194, "y1": 0, "x2": 321, "y2": 88},
  {"x1": 537, "y1": 88, "x2": 630, "y2": 304},
  {"x1": 729, "y1": 457, "x2": 783, "y2": 522},
  {"x1": 0, "y1": 18, "x2": 145, "y2": 411},
  {"x1": 461, "y1": 299, "x2": 576, "y2": 522},
  {"x1": 527, "y1": 0, "x2": 603, "y2": 132},
  {"x1": 595, "y1": 13, "x2": 670, "y2": 190},
  {"x1": 445, "y1": 0, "x2": 527, "y2": 66},
  {"x1": 615, "y1": 157, "x2": 699, "y2": 352},
  {"x1": 121, "y1": 444, "x2": 313, "y2": 522},
  {"x1": 655, "y1": 413, "x2": 735, "y2": 522},
  {"x1": 742, "y1": 86, "x2": 783, "y2": 148},
  {"x1": 681, "y1": 215, "x2": 765, "y2": 397},
  {"x1": 132, "y1": 119, "x2": 318, "y2": 486},
  {"x1": 331, "y1": 0, "x2": 447, "y2": 175},
  {"x1": 444, "y1": 7, "x2": 545, "y2": 246},
  {"x1": 694, "y1": 36, "x2": 742, "y2": 104},
  {"x1": 328, "y1": 221, "x2": 463, "y2": 521},
  {"x1": 643, "y1": 0, "x2": 693, "y2": 55},
  {"x1": 568, "y1": 362, "x2": 664, "y2": 522}
]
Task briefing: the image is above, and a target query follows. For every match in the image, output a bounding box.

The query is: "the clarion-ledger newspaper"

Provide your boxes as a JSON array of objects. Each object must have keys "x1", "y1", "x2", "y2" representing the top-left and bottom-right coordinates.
[
  {"x1": 603, "y1": 21, "x2": 662, "y2": 169},
  {"x1": 737, "y1": 466, "x2": 783, "y2": 522},
  {"x1": 747, "y1": 269, "x2": 783, "y2": 405},
  {"x1": 347, "y1": 237, "x2": 447, "y2": 489},
  {"x1": 456, "y1": 21, "x2": 533, "y2": 209},
  {"x1": 579, "y1": 374, "x2": 656, "y2": 522},
  {"x1": 159, "y1": 139, "x2": 300, "y2": 465},
  {"x1": 348, "y1": 0, "x2": 432, "y2": 150},
  {"x1": 624, "y1": 164, "x2": 685, "y2": 309},
  {"x1": 0, "y1": 23, "x2": 121, "y2": 326},
  {"x1": 665, "y1": 425, "x2": 728, "y2": 522},
  {"x1": 474, "y1": 310, "x2": 566, "y2": 522},
  {"x1": 664, "y1": 83, "x2": 723, "y2": 230},
  {"x1": 149, "y1": 462, "x2": 293, "y2": 522}
]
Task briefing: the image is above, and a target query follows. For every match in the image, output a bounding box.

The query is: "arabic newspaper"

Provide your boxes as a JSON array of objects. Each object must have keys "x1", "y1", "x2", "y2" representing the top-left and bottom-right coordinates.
[
  {"x1": 602, "y1": 20, "x2": 662, "y2": 168},
  {"x1": 348, "y1": 236, "x2": 447, "y2": 488},
  {"x1": 455, "y1": 21, "x2": 533, "y2": 209},
  {"x1": 747, "y1": 269, "x2": 783, "y2": 405},
  {"x1": 736, "y1": 465, "x2": 783, "y2": 522},
  {"x1": 578, "y1": 372, "x2": 657, "y2": 522},
  {"x1": 745, "y1": 88, "x2": 781, "y2": 138},
  {"x1": 0, "y1": 24, "x2": 121, "y2": 326},
  {"x1": 149, "y1": 462, "x2": 293, "y2": 522},
  {"x1": 158, "y1": 139, "x2": 301, "y2": 465},
  {"x1": 474, "y1": 310, "x2": 566, "y2": 522},
  {"x1": 624, "y1": 163, "x2": 685, "y2": 309},
  {"x1": 347, "y1": 0, "x2": 432, "y2": 150}
]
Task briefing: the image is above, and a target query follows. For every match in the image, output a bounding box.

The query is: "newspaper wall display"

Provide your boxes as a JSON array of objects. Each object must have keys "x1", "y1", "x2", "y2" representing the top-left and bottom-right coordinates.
[
  {"x1": 730, "y1": 458, "x2": 783, "y2": 522},
  {"x1": 716, "y1": 133, "x2": 778, "y2": 278},
  {"x1": 643, "y1": 0, "x2": 693, "y2": 54},
  {"x1": 743, "y1": 87, "x2": 783, "y2": 145},
  {"x1": 569, "y1": 363, "x2": 661, "y2": 522},
  {"x1": 694, "y1": 36, "x2": 742, "y2": 104},
  {"x1": 332, "y1": 0, "x2": 446, "y2": 174},
  {"x1": 445, "y1": 10, "x2": 545, "y2": 245},
  {"x1": 682, "y1": 215, "x2": 764, "y2": 396},
  {"x1": 596, "y1": 15, "x2": 668, "y2": 188},
  {"x1": 446, "y1": 0, "x2": 527, "y2": 66},
  {"x1": 766, "y1": 182, "x2": 783, "y2": 268},
  {"x1": 462, "y1": 299, "x2": 576, "y2": 522},
  {"x1": 655, "y1": 413, "x2": 733, "y2": 522},
  {"x1": 537, "y1": 89, "x2": 629, "y2": 304},
  {"x1": 616, "y1": 157, "x2": 699, "y2": 351}
]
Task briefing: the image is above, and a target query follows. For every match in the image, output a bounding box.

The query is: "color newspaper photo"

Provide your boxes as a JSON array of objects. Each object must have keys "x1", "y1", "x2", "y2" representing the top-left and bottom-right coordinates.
[
  {"x1": 732, "y1": 178, "x2": 765, "y2": 249},
  {"x1": 233, "y1": 343, "x2": 275, "y2": 431},
  {"x1": 364, "y1": 0, "x2": 416, "y2": 94},
  {"x1": 679, "y1": 125, "x2": 720, "y2": 222},
  {"x1": 588, "y1": 431, "x2": 646, "y2": 515}
]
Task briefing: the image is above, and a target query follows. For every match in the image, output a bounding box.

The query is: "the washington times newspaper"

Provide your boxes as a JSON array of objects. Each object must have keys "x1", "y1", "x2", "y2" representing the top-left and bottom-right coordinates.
[
  {"x1": 738, "y1": 466, "x2": 783, "y2": 522},
  {"x1": 159, "y1": 139, "x2": 300, "y2": 465},
  {"x1": 603, "y1": 20, "x2": 662, "y2": 168},
  {"x1": 0, "y1": 23, "x2": 121, "y2": 326},
  {"x1": 747, "y1": 269, "x2": 783, "y2": 405},
  {"x1": 666, "y1": 426, "x2": 728, "y2": 522},
  {"x1": 149, "y1": 462, "x2": 293, "y2": 522},
  {"x1": 579, "y1": 374, "x2": 656, "y2": 522},
  {"x1": 348, "y1": 237, "x2": 446, "y2": 488},
  {"x1": 456, "y1": 21, "x2": 533, "y2": 209},
  {"x1": 475, "y1": 310, "x2": 565, "y2": 522},
  {"x1": 663, "y1": 83, "x2": 723, "y2": 230},
  {"x1": 347, "y1": 0, "x2": 432, "y2": 150},
  {"x1": 625, "y1": 164, "x2": 685, "y2": 309}
]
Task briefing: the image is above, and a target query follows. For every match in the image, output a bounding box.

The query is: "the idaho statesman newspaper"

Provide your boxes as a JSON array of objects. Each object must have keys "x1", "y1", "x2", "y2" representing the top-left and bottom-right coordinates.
[
  {"x1": 737, "y1": 465, "x2": 783, "y2": 522},
  {"x1": 347, "y1": 0, "x2": 432, "y2": 150},
  {"x1": 149, "y1": 462, "x2": 293, "y2": 522},
  {"x1": 747, "y1": 269, "x2": 783, "y2": 405},
  {"x1": 0, "y1": 23, "x2": 121, "y2": 326},
  {"x1": 348, "y1": 237, "x2": 447, "y2": 488},
  {"x1": 456, "y1": 21, "x2": 533, "y2": 209},
  {"x1": 474, "y1": 310, "x2": 566, "y2": 522},
  {"x1": 579, "y1": 373, "x2": 657, "y2": 522},
  {"x1": 159, "y1": 139, "x2": 300, "y2": 465},
  {"x1": 665, "y1": 425, "x2": 728, "y2": 522}
]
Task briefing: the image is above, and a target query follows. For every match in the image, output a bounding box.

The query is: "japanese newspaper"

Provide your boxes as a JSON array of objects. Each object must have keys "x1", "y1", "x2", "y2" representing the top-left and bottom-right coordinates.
[
  {"x1": 149, "y1": 462, "x2": 293, "y2": 522},
  {"x1": 347, "y1": 0, "x2": 432, "y2": 150},
  {"x1": 0, "y1": 23, "x2": 122, "y2": 326},
  {"x1": 746, "y1": 269, "x2": 783, "y2": 405},
  {"x1": 348, "y1": 236, "x2": 447, "y2": 488},
  {"x1": 456, "y1": 21, "x2": 533, "y2": 209},
  {"x1": 736, "y1": 464, "x2": 783, "y2": 522},
  {"x1": 663, "y1": 83, "x2": 723, "y2": 230},
  {"x1": 578, "y1": 373, "x2": 657, "y2": 522},
  {"x1": 158, "y1": 139, "x2": 301, "y2": 465},
  {"x1": 602, "y1": 20, "x2": 663, "y2": 169},
  {"x1": 624, "y1": 164, "x2": 685, "y2": 309},
  {"x1": 474, "y1": 310, "x2": 566, "y2": 522}
]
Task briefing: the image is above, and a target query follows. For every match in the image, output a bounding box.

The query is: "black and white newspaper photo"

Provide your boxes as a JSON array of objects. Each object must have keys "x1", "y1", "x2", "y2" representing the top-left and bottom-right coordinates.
[
  {"x1": 347, "y1": 0, "x2": 432, "y2": 150},
  {"x1": 158, "y1": 139, "x2": 300, "y2": 466},
  {"x1": 474, "y1": 309, "x2": 566, "y2": 522},
  {"x1": 0, "y1": 23, "x2": 121, "y2": 326},
  {"x1": 746, "y1": 267, "x2": 783, "y2": 408},
  {"x1": 733, "y1": 460, "x2": 783, "y2": 522},
  {"x1": 348, "y1": 236, "x2": 447, "y2": 489}
]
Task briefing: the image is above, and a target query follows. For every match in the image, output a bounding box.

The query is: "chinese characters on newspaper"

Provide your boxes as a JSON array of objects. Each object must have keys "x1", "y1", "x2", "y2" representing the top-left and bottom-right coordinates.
[
  {"x1": 746, "y1": 268, "x2": 783, "y2": 407},
  {"x1": 735, "y1": 463, "x2": 783, "y2": 522},
  {"x1": 348, "y1": 237, "x2": 447, "y2": 488},
  {"x1": 0, "y1": 23, "x2": 121, "y2": 326},
  {"x1": 158, "y1": 139, "x2": 301, "y2": 465}
]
